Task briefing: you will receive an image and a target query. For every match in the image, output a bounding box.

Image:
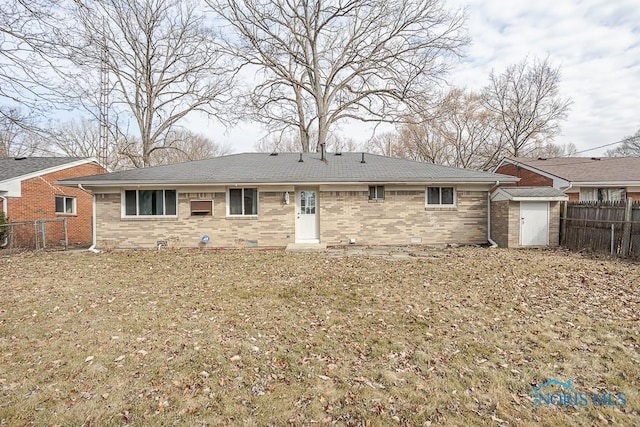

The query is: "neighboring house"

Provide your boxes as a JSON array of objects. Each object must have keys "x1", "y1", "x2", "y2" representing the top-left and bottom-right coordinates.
[
  {"x1": 60, "y1": 152, "x2": 520, "y2": 249},
  {"x1": 495, "y1": 157, "x2": 640, "y2": 202},
  {"x1": 0, "y1": 157, "x2": 107, "y2": 246}
]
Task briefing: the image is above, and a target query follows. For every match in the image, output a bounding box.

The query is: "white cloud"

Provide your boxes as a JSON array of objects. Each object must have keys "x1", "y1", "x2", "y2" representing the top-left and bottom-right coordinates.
[{"x1": 447, "y1": 0, "x2": 640, "y2": 154}]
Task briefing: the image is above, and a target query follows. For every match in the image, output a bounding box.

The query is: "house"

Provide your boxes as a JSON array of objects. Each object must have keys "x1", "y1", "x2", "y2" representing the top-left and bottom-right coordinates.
[
  {"x1": 0, "y1": 157, "x2": 107, "y2": 246},
  {"x1": 495, "y1": 157, "x2": 640, "y2": 202},
  {"x1": 60, "y1": 152, "x2": 522, "y2": 249}
]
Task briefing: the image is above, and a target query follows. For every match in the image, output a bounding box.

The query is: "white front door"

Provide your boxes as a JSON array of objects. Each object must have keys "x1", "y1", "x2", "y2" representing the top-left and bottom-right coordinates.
[
  {"x1": 520, "y1": 202, "x2": 549, "y2": 246},
  {"x1": 296, "y1": 189, "x2": 319, "y2": 243}
]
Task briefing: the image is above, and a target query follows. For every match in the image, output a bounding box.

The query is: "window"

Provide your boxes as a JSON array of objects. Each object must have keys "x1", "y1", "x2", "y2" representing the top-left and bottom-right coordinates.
[
  {"x1": 580, "y1": 188, "x2": 626, "y2": 202},
  {"x1": 123, "y1": 190, "x2": 177, "y2": 216},
  {"x1": 190, "y1": 200, "x2": 213, "y2": 216},
  {"x1": 228, "y1": 188, "x2": 258, "y2": 216},
  {"x1": 55, "y1": 196, "x2": 76, "y2": 214},
  {"x1": 369, "y1": 186, "x2": 385, "y2": 201},
  {"x1": 426, "y1": 187, "x2": 455, "y2": 206}
]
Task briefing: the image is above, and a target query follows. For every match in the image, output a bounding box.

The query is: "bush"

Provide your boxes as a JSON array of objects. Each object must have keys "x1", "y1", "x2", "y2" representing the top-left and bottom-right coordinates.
[{"x1": 0, "y1": 211, "x2": 8, "y2": 238}]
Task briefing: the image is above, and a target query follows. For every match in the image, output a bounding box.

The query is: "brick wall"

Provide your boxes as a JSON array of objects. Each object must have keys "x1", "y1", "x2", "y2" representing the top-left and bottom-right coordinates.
[
  {"x1": 490, "y1": 200, "x2": 509, "y2": 247},
  {"x1": 95, "y1": 188, "x2": 490, "y2": 248},
  {"x1": 319, "y1": 190, "x2": 488, "y2": 245},
  {"x1": 5, "y1": 163, "x2": 106, "y2": 246},
  {"x1": 95, "y1": 191, "x2": 296, "y2": 249},
  {"x1": 490, "y1": 200, "x2": 520, "y2": 248},
  {"x1": 548, "y1": 201, "x2": 560, "y2": 246},
  {"x1": 491, "y1": 200, "x2": 560, "y2": 248},
  {"x1": 496, "y1": 164, "x2": 553, "y2": 187}
]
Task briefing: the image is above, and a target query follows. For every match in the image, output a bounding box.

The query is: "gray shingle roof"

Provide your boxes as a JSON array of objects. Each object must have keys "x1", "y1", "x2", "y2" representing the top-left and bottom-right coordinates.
[
  {"x1": 60, "y1": 152, "x2": 519, "y2": 185},
  {"x1": 499, "y1": 187, "x2": 567, "y2": 198},
  {"x1": 0, "y1": 157, "x2": 88, "y2": 182},
  {"x1": 505, "y1": 157, "x2": 640, "y2": 182}
]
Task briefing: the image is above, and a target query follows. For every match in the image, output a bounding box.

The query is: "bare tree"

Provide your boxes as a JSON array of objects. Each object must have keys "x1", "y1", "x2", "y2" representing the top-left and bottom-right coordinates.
[
  {"x1": 528, "y1": 141, "x2": 578, "y2": 158},
  {"x1": 255, "y1": 135, "x2": 305, "y2": 153},
  {"x1": 65, "y1": 0, "x2": 236, "y2": 167},
  {"x1": 49, "y1": 119, "x2": 229, "y2": 169},
  {"x1": 365, "y1": 132, "x2": 401, "y2": 157},
  {"x1": 207, "y1": 0, "x2": 467, "y2": 152},
  {"x1": 483, "y1": 56, "x2": 572, "y2": 157},
  {"x1": 46, "y1": 118, "x2": 135, "y2": 170},
  {"x1": 606, "y1": 129, "x2": 640, "y2": 157},
  {"x1": 434, "y1": 88, "x2": 502, "y2": 169},
  {"x1": 0, "y1": 0, "x2": 64, "y2": 111},
  {"x1": 0, "y1": 107, "x2": 47, "y2": 157},
  {"x1": 150, "y1": 129, "x2": 231, "y2": 165}
]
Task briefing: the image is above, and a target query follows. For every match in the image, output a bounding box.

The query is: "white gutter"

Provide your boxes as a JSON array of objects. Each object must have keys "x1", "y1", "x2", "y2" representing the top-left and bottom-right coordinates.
[
  {"x1": 78, "y1": 184, "x2": 100, "y2": 252},
  {"x1": 487, "y1": 181, "x2": 500, "y2": 248}
]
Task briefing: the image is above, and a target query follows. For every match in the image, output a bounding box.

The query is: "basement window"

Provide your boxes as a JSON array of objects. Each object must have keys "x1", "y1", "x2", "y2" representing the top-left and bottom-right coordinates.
[
  {"x1": 426, "y1": 187, "x2": 456, "y2": 206},
  {"x1": 369, "y1": 186, "x2": 385, "y2": 201},
  {"x1": 123, "y1": 190, "x2": 177, "y2": 217},
  {"x1": 55, "y1": 196, "x2": 76, "y2": 214},
  {"x1": 190, "y1": 200, "x2": 213, "y2": 216}
]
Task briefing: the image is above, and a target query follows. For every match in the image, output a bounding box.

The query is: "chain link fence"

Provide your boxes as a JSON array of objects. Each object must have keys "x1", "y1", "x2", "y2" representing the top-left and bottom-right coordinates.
[{"x1": 0, "y1": 218, "x2": 68, "y2": 253}]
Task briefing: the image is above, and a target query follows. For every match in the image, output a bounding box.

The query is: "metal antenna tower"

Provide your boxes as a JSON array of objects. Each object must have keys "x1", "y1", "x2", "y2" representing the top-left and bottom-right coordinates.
[{"x1": 98, "y1": 21, "x2": 109, "y2": 169}]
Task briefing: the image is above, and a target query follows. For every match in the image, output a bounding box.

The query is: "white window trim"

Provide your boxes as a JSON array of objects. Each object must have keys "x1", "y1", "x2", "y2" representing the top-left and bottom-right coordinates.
[
  {"x1": 226, "y1": 187, "x2": 259, "y2": 217},
  {"x1": 369, "y1": 185, "x2": 385, "y2": 201},
  {"x1": 55, "y1": 196, "x2": 77, "y2": 215},
  {"x1": 121, "y1": 189, "x2": 178, "y2": 218},
  {"x1": 425, "y1": 186, "x2": 457, "y2": 208}
]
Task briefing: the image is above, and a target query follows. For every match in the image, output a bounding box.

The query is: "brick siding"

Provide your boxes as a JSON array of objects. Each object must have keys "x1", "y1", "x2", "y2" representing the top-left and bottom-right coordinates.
[
  {"x1": 496, "y1": 164, "x2": 553, "y2": 187},
  {"x1": 319, "y1": 190, "x2": 488, "y2": 245},
  {"x1": 95, "y1": 188, "x2": 490, "y2": 248},
  {"x1": 490, "y1": 199, "x2": 560, "y2": 248},
  {"x1": 4, "y1": 163, "x2": 106, "y2": 246}
]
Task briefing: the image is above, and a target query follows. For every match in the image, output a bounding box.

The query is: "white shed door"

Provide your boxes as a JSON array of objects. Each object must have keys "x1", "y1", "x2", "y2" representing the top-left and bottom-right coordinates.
[{"x1": 520, "y1": 202, "x2": 549, "y2": 246}]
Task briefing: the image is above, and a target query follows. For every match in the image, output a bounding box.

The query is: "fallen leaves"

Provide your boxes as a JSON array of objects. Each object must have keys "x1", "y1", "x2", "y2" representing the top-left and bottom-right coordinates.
[{"x1": 0, "y1": 247, "x2": 638, "y2": 425}]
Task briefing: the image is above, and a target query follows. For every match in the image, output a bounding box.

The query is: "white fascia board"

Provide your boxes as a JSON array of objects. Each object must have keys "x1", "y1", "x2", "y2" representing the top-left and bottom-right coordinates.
[
  {"x1": 572, "y1": 181, "x2": 640, "y2": 187},
  {"x1": 511, "y1": 196, "x2": 568, "y2": 201},
  {"x1": 65, "y1": 179, "x2": 512, "y2": 188}
]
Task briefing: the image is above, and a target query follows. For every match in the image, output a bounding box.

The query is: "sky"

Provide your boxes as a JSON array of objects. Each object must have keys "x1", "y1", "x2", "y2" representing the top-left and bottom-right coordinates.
[{"x1": 197, "y1": 0, "x2": 640, "y2": 156}]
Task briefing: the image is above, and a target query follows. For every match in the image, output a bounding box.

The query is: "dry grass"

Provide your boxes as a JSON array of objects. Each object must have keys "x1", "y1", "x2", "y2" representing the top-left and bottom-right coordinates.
[{"x1": 0, "y1": 247, "x2": 638, "y2": 426}]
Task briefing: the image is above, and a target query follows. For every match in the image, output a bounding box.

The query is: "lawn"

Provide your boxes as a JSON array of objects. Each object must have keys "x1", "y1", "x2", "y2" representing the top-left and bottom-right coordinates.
[{"x1": 0, "y1": 247, "x2": 638, "y2": 426}]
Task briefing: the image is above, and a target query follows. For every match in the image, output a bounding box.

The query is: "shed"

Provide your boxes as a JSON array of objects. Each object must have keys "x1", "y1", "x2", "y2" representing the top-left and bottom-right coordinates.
[{"x1": 490, "y1": 187, "x2": 568, "y2": 248}]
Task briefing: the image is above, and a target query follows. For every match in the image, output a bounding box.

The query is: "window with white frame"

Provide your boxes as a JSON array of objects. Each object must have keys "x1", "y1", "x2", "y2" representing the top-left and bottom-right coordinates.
[
  {"x1": 55, "y1": 196, "x2": 76, "y2": 214},
  {"x1": 426, "y1": 187, "x2": 455, "y2": 206},
  {"x1": 123, "y1": 190, "x2": 177, "y2": 216},
  {"x1": 580, "y1": 187, "x2": 626, "y2": 202},
  {"x1": 228, "y1": 188, "x2": 258, "y2": 216},
  {"x1": 369, "y1": 185, "x2": 385, "y2": 201}
]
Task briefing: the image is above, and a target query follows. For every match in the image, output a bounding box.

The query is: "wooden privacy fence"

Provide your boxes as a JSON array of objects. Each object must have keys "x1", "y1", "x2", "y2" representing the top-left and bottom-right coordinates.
[{"x1": 560, "y1": 199, "x2": 640, "y2": 259}]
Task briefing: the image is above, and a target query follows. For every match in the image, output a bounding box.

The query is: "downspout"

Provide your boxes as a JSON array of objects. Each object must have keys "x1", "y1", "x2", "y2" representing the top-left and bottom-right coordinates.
[
  {"x1": 0, "y1": 195, "x2": 8, "y2": 248},
  {"x1": 487, "y1": 181, "x2": 499, "y2": 248},
  {"x1": 78, "y1": 184, "x2": 99, "y2": 252}
]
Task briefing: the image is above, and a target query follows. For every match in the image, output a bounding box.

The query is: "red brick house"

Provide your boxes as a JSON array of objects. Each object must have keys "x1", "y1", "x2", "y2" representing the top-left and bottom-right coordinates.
[
  {"x1": 0, "y1": 157, "x2": 107, "y2": 247},
  {"x1": 495, "y1": 157, "x2": 640, "y2": 202}
]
